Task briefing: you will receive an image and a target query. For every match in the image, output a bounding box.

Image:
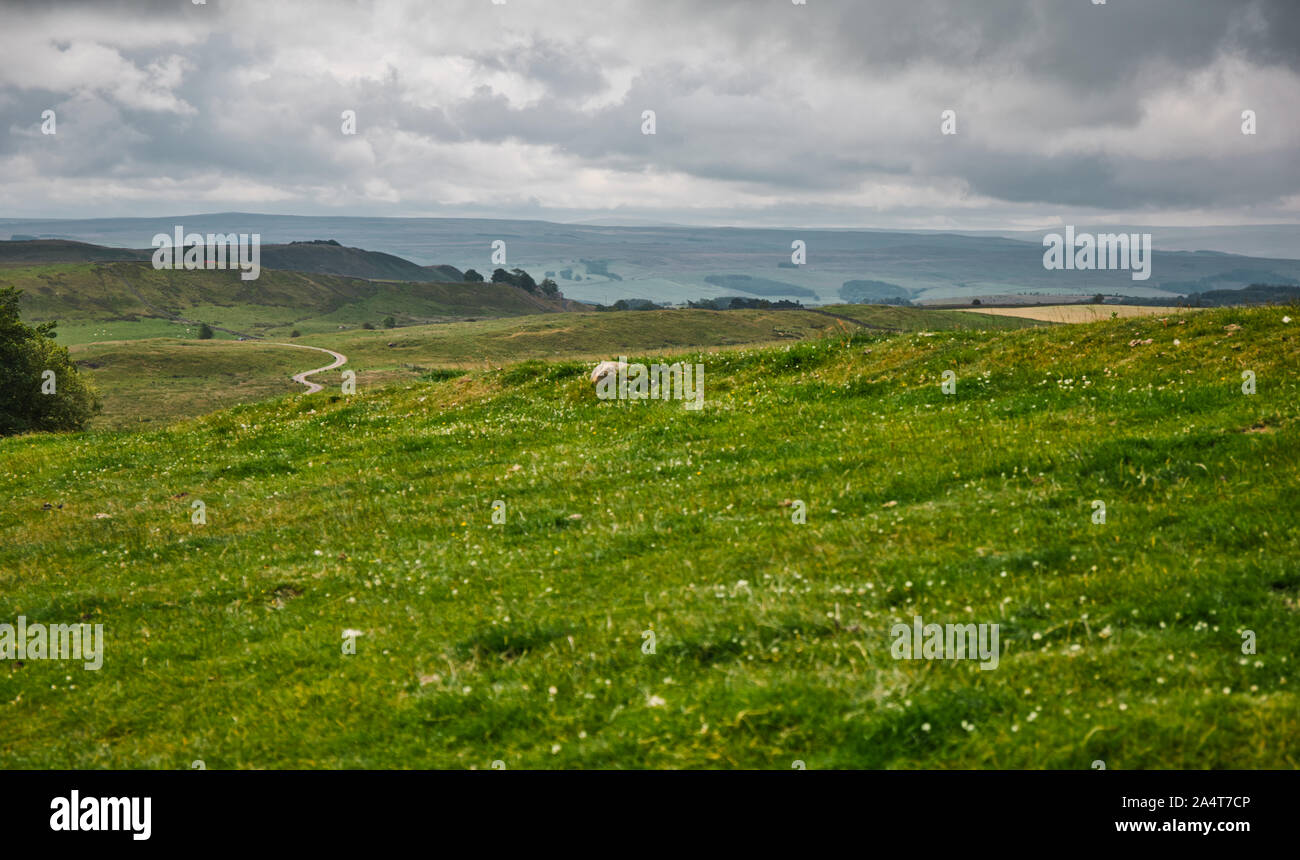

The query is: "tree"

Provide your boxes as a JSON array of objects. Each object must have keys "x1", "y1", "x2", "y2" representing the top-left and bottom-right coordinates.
[
  {"x1": 0, "y1": 286, "x2": 100, "y2": 435},
  {"x1": 290, "y1": 329, "x2": 301, "y2": 338},
  {"x1": 971, "y1": 298, "x2": 981, "y2": 306},
  {"x1": 489, "y1": 268, "x2": 543, "y2": 292},
  {"x1": 383, "y1": 316, "x2": 396, "y2": 329},
  {"x1": 539, "y1": 278, "x2": 559, "y2": 297},
  {"x1": 197, "y1": 323, "x2": 214, "y2": 339},
  {"x1": 1092, "y1": 293, "x2": 1106, "y2": 304},
  {"x1": 511, "y1": 268, "x2": 537, "y2": 293},
  {"x1": 463, "y1": 269, "x2": 484, "y2": 283},
  {"x1": 362, "y1": 322, "x2": 375, "y2": 330}
]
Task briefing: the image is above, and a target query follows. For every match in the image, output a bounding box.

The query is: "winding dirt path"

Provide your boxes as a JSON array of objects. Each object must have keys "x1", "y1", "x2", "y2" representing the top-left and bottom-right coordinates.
[
  {"x1": 114, "y1": 273, "x2": 349, "y2": 394},
  {"x1": 263, "y1": 342, "x2": 348, "y2": 394}
]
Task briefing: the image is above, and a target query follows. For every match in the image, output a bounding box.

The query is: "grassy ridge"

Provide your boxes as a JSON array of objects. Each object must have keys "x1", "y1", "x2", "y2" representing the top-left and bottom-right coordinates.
[
  {"x1": 0, "y1": 306, "x2": 1295, "y2": 768},
  {"x1": 0, "y1": 238, "x2": 450, "y2": 283},
  {"x1": 314, "y1": 308, "x2": 844, "y2": 372},
  {"x1": 323, "y1": 307, "x2": 1044, "y2": 375},
  {"x1": 72, "y1": 306, "x2": 1032, "y2": 429},
  {"x1": 7, "y1": 262, "x2": 561, "y2": 344}
]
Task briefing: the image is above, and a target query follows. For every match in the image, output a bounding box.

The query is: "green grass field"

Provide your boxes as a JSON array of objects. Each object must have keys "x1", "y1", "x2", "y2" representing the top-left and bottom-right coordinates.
[
  {"x1": 9, "y1": 261, "x2": 566, "y2": 346},
  {"x1": 68, "y1": 339, "x2": 311, "y2": 429},
  {"x1": 70, "y1": 305, "x2": 1035, "y2": 429},
  {"x1": 303, "y1": 306, "x2": 919, "y2": 385},
  {"x1": 1, "y1": 305, "x2": 1295, "y2": 768}
]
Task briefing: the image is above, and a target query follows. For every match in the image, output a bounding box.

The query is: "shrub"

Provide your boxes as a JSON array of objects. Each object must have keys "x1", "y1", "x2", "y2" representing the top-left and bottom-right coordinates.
[{"x1": 0, "y1": 286, "x2": 100, "y2": 434}]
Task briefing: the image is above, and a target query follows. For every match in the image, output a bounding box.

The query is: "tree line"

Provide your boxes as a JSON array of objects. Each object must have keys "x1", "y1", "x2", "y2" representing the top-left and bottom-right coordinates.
[{"x1": 462, "y1": 268, "x2": 560, "y2": 297}]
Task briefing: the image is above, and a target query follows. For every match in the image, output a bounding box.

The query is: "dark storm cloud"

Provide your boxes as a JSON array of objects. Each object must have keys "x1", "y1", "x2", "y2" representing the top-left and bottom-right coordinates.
[
  {"x1": 746, "y1": 0, "x2": 1300, "y2": 88},
  {"x1": 0, "y1": 0, "x2": 1296, "y2": 225}
]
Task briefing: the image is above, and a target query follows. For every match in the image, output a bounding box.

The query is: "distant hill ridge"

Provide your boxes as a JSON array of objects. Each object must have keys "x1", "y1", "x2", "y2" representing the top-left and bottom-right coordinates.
[
  {"x1": 1, "y1": 256, "x2": 580, "y2": 345},
  {"x1": 0, "y1": 237, "x2": 463, "y2": 284},
  {"x1": 9, "y1": 217, "x2": 1300, "y2": 306}
]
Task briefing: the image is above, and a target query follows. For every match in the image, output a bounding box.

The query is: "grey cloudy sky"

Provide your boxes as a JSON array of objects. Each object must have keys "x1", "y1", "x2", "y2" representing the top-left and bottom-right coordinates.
[{"x1": 2, "y1": 0, "x2": 1298, "y2": 228}]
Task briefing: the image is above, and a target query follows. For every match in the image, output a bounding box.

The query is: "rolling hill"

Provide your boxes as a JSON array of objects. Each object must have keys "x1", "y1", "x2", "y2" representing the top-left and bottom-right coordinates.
[
  {"x1": 3, "y1": 261, "x2": 573, "y2": 344},
  {"x1": 0, "y1": 238, "x2": 465, "y2": 285},
  {"x1": 0, "y1": 248, "x2": 1046, "y2": 431},
  {"x1": 68, "y1": 305, "x2": 1043, "y2": 429},
  {"x1": 6, "y1": 214, "x2": 1300, "y2": 306},
  {"x1": 0, "y1": 304, "x2": 1295, "y2": 768}
]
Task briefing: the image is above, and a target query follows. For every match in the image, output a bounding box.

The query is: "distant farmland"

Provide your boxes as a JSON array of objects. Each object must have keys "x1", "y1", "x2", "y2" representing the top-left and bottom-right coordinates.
[{"x1": 955, "y1": 305, "x2": 1207, "y2": 323}]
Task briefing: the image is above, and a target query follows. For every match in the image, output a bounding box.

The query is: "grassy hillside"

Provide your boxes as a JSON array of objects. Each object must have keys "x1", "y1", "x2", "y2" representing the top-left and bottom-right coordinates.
[
  {"x1": 5, "y1": 261, "x2": 566, "y2": 344},
  {"x1": 256, "y1": 242, "x2": 442, "y2": 281},
  {"x1": 315, "y1": 305, "x2": 1044, "y2": 377},
  {"x1": 1, "y1": 305, "x2": 1295, "y2": 768},
  {"x1": 0, "y1": 238, "x2": 458, "y2": 283},
  {"x1": 69, "y1": 339, "x2": 311, "y2": 429},
  {"x1": 314, "y1": 308, "x2": 848, "y2": 373},
  {"x1": 0, "y1": 239, "x2": 147, "y2": 265},
  {"x1": 70, "y1": 306, "x2": 1044, "y2": 428}
]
